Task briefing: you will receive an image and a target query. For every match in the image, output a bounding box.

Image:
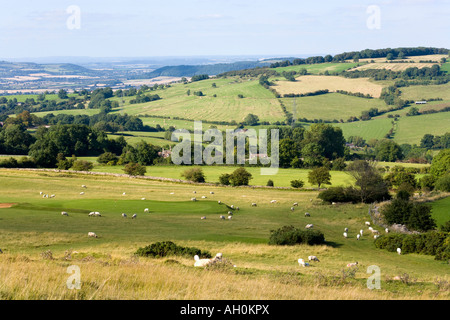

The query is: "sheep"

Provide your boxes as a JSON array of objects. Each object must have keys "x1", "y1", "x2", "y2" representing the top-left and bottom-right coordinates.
[
  {"x1": 144, "y1": 208, "x2": 149, "y2": 213},
  {"x1": 344, "y1": 227, "x2": 348, "y2": 232},
  {"x1": 305, "y1": 224, "x2": 314, "y2": 229},
  {"x1": 236, "y1": 207, "x2": 239, "y2": 211},
  {"x1": 374, "y1": 235, "x2": 380, "y2": 239},
  {"x1": 308, "y1": 255, "x2": 320, "y2": 262},
  {"x1": 61, "y1": 211, "x2": 69, "y2": 216},
  {"x1": 347, "y1": 262, "x2": 358, "y2": 267},
  {"x1": 371, "y1": 229, "x2": 380, "y2": 235},
  {"x1": 81, "y1": 185, "x2": 87, "y2": 188},
  {"x1": 94, "y1": 212, "x2": 101, "y2": 217},
  {"x1": 293, "y1": 202, "x2": 298, "y2": 207},
  {"x1": 210, "y1": 191, "x2": 214, "y2": 194},
  {"x1": 122, "y1": 192, "x2": 126, "y2": 196},
  {"x1": 357, "y1": 234, "x2": 360, "y2": 240},
  {"x1": 230, "y1": 205, "x2": 234, "y2": 209},
  {"x1": 39, "y1": 192, "x2": 43, "y2": 195},
  {"x1": 227, "y1": 211, "x2": 233, "y2": 215},
  {"x1": 218, "y1": 201, "x2": 221, "y2": 204},
  {"x1": 201, "y1": 216, "x2": 206, "y2": 220},
  {"x1": 270, "y1": 200, "x2": 277, "y2": 204},
  {"x1": 360, "y1": 229, "x2": 364, "y2": 236},
  {"x1": 191, "y1": 198, "x2": 197, "y2": 202},
  {"x1": 219, "y1": 215, "x2": 225, "y2": 220},
  {"x1": 251, "y1": 203, "x2": 257, "y2": 207},
  {"x1": 298, "y1": 258, "x2": 310, "y2": 267},
  {"x1": 305, "y1": 212, "x2": 310, "y2": 217},
  {"x1": 132, "y1": 214, "x2": 137, "y2": 219},
  {"x1": 193, "y1": 191, "x2": 196, "y2": 194},
  {"x1": 141, "y1": 198, "x2": 146, "y2": 200},
  {"x1": 122, "y1": 213, "x2": 127, "y2": 218},
  {"x1": 194, "y1": 253, "x2": 222, "y2": 267},
  {"x1": 365, "y1": 221, "x2": 371, "y2": 226},
  {"x1": 343, "y1": 232, "x2": 348, "y2": 238},
  {"x1": 368, "y1": 227, "x2": 373, "y2": 231},
  {"x1": 397, "y1": 248, "x2": 402, "y2": 255},
  {"x1": 80, "y1": 192, "x2": 85, "y2": 195},
  {"x1": 201, "y1": 196, "x2": 207, "y2": 199},
  {"x1": 88, "y1": 212, "x2": 95, "y2": 217},
  {"x1": 290, "y1": 207, "x2": 294, "y2": 211},
  {"x1": 50, "y1": 194, "x2": 55, "y2": 198},
  {"x1": 88, "y1": 232, "x2": 98, "y2": 238},
  {"x1": 228, "y1": 215, "x2": 232, "y2": 220},
  {"x1": 170, "y1": 192, "x2": 174, "y2": 195},
  {"x1": 332, "y1": 202, "x2": 337, "y2": 205},
  {"x1": 385, "y1": 228, "x2": 389, "y2": 233}
]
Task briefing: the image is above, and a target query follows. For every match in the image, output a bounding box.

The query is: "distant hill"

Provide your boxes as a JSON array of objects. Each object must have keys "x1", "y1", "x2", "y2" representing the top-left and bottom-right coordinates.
[
  {"x1": 134, "y1": 60, "x2": 273, "y2": 79},
  {"x1": 0, "y1": 61, "x2": 105, "y2": 77}
]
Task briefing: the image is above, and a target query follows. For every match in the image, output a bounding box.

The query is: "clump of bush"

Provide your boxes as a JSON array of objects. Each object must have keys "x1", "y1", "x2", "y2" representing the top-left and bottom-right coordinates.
[
  {"x1": 135, "y1": 241, "x2": 212, "y2": 259},
  {"x1": 318, "y1": 186, "x2": 360, "y2": 203},
  {"x1": 290, "y1": 179, "x2": 304, "y2": 188},
  {"x1": 268, "y1": 225, "x2": 325, "y2": 246},
  {"x1": 123, "y1": 162, "x2": 146, "y2": 176},
  {"x1": 374, "y1": 232, "x2": 450, "y2": 261},
  {"x1": 181, "y1": 167, "x2": 206, "y2": 183}
]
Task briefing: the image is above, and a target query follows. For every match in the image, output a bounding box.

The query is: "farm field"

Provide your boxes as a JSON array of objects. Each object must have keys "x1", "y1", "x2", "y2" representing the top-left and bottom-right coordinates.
[
  {"x1": 334, "y1": 117, "x2": 394, "y2": 142},
  {"x1": 399, "y1": 82, "x2": 450, "y2": 101},
  {"x1": 0, "y1": 169, "x2": 448, "y2": 300},
  {"x1": 271, "y1": 75, "x2": 385, "y2": 98},
  {"x1": 354, "y1": 62, "x2": 439, "y2": 72},
  {"x1": 272, "y1": 62, "x2": 361, "y2": 74},
  {"x1": 282, "y1": 93, "x2": 388, "y2": 121},
  {"x1": 107, "y1": 131, "x2": 174, "y2": 148}
]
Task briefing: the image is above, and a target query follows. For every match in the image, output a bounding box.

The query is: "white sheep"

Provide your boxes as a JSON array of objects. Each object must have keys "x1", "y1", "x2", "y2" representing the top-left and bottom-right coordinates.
[
  {"x1": 347, "y1": 262, "x2": 358, "y2": 267},
  {"x1": 344, "y1": 227, "x2": 348, "y2": 232},
  {"x1": 251, "y1": 203, "x2": 257, "y2": 207},
  {"x1": 88, "y1": 212, "x2": 95, "y2": 217},
  {"x1": 293, "y1": 202, "x2": 298, "y2": 206},
  {"x1": 365, "y1": 221, "x2": 371, "y2": 226},
  {"x1": 270, "y1": 200, "x2": 277, "y2": 204},
  {"x1": 228, "y1": 215, "x2": 232, "y2": 220},
  {"x1": 122, "y1": 213, "x2": 127, "y2": 218},
  {"x1": 61, "y1": 211, "x2": 68, "y2": 216},
  {"x1": 227, "y1": 211, "x2": 233, "y2": 215},
  {"x1": 88, "y1": 232, "x2": 98, "y2": 238},
  {"x1": 191, "y1": 198, "x2": 197, "y2": 201},
  {"x1": 357, "y1": 234, "x2": 361, "y2": 240},
  {"x1": 80, "y1": 192, "x2": 85, "y2": 195},
  {"x1": 230, "y1": 205, "x2": 234, "y2": 209},
  {"x1": 374, "y1": 235, "x2": 380, "y2": 239},
  {"x1": 132, "y1": 214, "x2": 137, "y2": 219},
  {"x1": 194, "y1": 253, "x2": 222, "y2": 267},
  {"x1": 236, "y1": 207, "x2": 239, "y2": 211},
  {"x1": 201, "y1": 196, "x2": 207, "y2": 199},
  {"x1": 50, "y1": 194, "x2": 55, "y2": 198},
  {"x1": 397, "y1": 248, "x2": 402, "y2": 255},
  {"x1": 39, "y1": 191, "x2": 43, "y2": 195},
  {"x1": 141, "y1": 198, "x2": 146, "y2": 200},
  {"x1": 298, "y1": 258, "x2": 310, "y2": 267},
  {"x1": 210, "y1": 191, "x2": 214, "y2": 194},
  {"x1": 290, "y1": 207, "x2": 294, "y2": 211},
  {"x1": 305, "y1": 212, "x2": 310, "y2": 217},
  {"x1": 371, "y1": 229, "x2": 380, "y2": 235},
  {"x1": 219, "y1": 215, "x2": 225, "y2": 220},
  {"x1": 218, "y1": 201, "x2": 221, "y2": 204},
  {"x1": 385, "y1": 228, "x2": 389, "y2": 233},
  {"x1": 95, "y1": 212, "x2": 101, "y2": 217},
  {"x1": 201, "y1": 216, "x2": 206, "y2": 220},
  {"x1": 360, "y1": 229, "x2": 364, "y2": 236},
  {"x1": 368, "y1": 226, "x2": 373, "y2": 231},
  {"x1": 343, "y1": 232, "x2": 348, "y2": 238},
  {"x1": 193, "y1": 191, "x2": 196, "y2": 194},
  {"x1": 308, "y1": 255, "x2": 320, "y2": 262},
  {"x1": 144, "y1": 208, "x2": 149, "y2": 213},
  {"x1": 306, "y1": 224, "x2": 314, "y2": 229},
  {"x1": 81, "y1": 185, "x2": 87, "y2": 188}
]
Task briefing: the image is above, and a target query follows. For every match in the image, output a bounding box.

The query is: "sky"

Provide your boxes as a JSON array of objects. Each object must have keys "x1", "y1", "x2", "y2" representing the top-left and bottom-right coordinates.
[{"x1": 0, "y1": 0, "x2": 449, "y2": 60}]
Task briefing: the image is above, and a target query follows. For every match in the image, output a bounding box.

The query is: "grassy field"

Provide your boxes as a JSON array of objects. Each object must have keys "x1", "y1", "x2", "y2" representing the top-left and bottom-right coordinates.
[
  {"x1": 271, "y1": 75, "x2": 385, "y2": 98},
  {"x1": 272, "y1": 62, "x2": 361, "y2": 74},
  {"x1": 399, "y1": 82, "x2": 450, "y2": 101},
  {"x1": 354, "y1": 62, "x2": 439, "y2": 72},
  {"x1": 282, "y1": 93, "x2": 388, "y2": 121},
  {"x1": 111, "y1": 77, "x2": 285, "y2": 123},
  {"x1": 334, "y1": 118, "x2": 394, "y2": 142},
  {"x1": 0, "y1": 169, "x2": 448, "y2": 300}
]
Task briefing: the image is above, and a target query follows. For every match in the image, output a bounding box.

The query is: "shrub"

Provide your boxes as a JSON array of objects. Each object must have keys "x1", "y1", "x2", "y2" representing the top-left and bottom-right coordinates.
[
  {"x1": 135, "y1": 241, "x2": 211, "y2": 259},
  {"x1": 229, "y1": 167, "x2": 252, "y2": 186},
  {"x1": 268, "y1": 225, "x2": 325, "y2": 246},
  {"x1": 318, "y1": 186, "x2": 360, "y2": 203},
  {"x1": 290, "y1": 179, "x2": 304, "y2": 188},
  {"x1": 123, "y1": 162, "x2": 146, "y2": 176},
  {"x1": 97, "y1": 152, "x2": 119, "y2": 165},
  {"x1": 435, "y1": 174, "x2": 450, "y2": 192},
  {"x1": 181, "y1": 167, "x2": 205, "y2": 183},
  {"x1": 419, "y1": 175, "x2": 436, "y2": 191},
  {"x1": 71, "y1": 160, "x2": 94, "y2": 171},
  {"x1": 266, "y1": 179, "x2": 274, "y2": 187},
  {"x1": 218, "y1": 173, "x2": 231, "y2": 185}
]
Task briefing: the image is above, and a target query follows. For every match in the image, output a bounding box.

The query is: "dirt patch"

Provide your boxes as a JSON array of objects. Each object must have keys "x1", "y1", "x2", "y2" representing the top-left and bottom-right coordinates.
[{"x1": 0, "y1": 203, "x2": 16, "y2": 208}]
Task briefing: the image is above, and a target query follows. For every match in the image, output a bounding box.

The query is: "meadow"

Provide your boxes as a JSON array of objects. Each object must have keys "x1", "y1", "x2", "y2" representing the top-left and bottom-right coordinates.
[
  {"x1": 0, "y1": 169, "x2": 448, "y2": 300},
  {"x1": 272, "y1": 62, "x2": 361, "y2": 74}
]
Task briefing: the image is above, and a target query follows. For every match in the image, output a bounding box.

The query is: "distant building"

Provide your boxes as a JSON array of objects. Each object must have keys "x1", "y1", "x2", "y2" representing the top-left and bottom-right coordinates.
[
  {"x1": 248, "y1": 153, "x2": 268, "y2": 161},
  {"x1": 415, "y1": 101, "x2": 427, "y2": 104},
  {"x1": 159, "y1": 147, "x2": 172, "y2": 158}
]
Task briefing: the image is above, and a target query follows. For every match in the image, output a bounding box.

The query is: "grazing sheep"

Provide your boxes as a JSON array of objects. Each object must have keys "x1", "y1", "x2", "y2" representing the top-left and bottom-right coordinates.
[
  {"x1": 305, "y1": 212, "x2": 310, "y2": 217},
  {"x1": 385, "y1": 228, "x2": 389, "y2": 233},
  {"x1": 270, "y1": 200, "x2": 277, "y2": 204},
  {"x1": 144, "y1": 208, "x2": 149, "y2": 213},
  {"x1": 397, "y1": 248, "x2": 402, "y2": 255},
  {"x1": 61, "y1": 211, "x2": 69, "y2": 216},
  {"x1": 122, "y1": 213, "x2": 127, "y2": 218},
  {"x1": 141, "y1": 198, "x2": 146, "y2": 200},
  {"x1": 293, "y1": 202, "x2": 298, "y2": 206},
  {"x1": 50, "y1": 194, "x2": 55, "y2": 198},
  {"x1": 170, "y1": 192, "x2": 174, "y2": 195},
  {"x1": 230, "y1": 205, "x2": 234, "y2": 209},
  {"x1": 191, "y1": 198, "x2": 197, "y2": 201},
  {"x1": 218, "y1": 201, "x2": 221, "y2": 204},
  {"x1": 344, "y1": 227, "x2": 348, "y2": 232},
  {"x1": 88, "y1": 212, "x2": 95, "y2": 217},
  {"x1": 201, "y1": 216, "x2": 206, "y2": 220},
  {"x1": 308, "y1": 256, "x2": 320, "y2": 262},
  {"x1": 39, "y1": 192, "x2": 43, "y2": 195},
  {"x1": 194, "y1": 253, "x2": 222, "y2": 267},
  {"x1": 94, "y1": 212, "x2": 101, "y2": 217},
  {"x1": 219, "y1": 215, "x2": 225, "y2": 220},
  {"x1": 122, "y1": 192, "x2": 126, "y2": 196},
  {"x1": 374, "y1": 235, "x2": 380, "y2": 239},
  {"x1": 132, "y1": 214, "x2": 137, "y2": 219},
  {"x1": 290, "y1": 207, "x2": 294, "y2": 211},
  {"x1": 80, "y1": 192, "x2": 85, "y2": 195},
  {"x1": 88, "y1": 232, "x2": 98, "y2": 238},
  {"x1": 193, "y1": 191, "x2": 196, "y2": 194},
  {"x1": 210, "y1": 191, "x2": 214, "y2": 194},
  {"x1": 306, "y1": 224, "x2": 314, "y2": 229},
  {"x1": 236, "y1": 207, "x2": 239, "y2": 211},
  {"x1": 81, "y1": 185, "x2": 87, "y2": 188},
  {"x1": 347, "y1": 262, "x2": 358, "y2": 267},
  {"x1": 298, "y1": 258, "x2": 310, "y2": 267},
  {"x1": 343, "y1": 232, "x2": 348, "y2": 238},
  {"x1": 360, "y1": 229, "x2": 364, "y2": 236},
  {"x1": 251, "y1": 203, "x2": 257, "y2": 207},
  {"x1": 371, "y1": 229, "x2": 380, "y2": 235},
  {"x1": 228, "y1": 215, "x2": 232, "y2": 220},
  {"x1": 332, "y1": 202, "x2": 337, "y2": 205},
  {"x1": 357, "y1": 234, "x2": 360, "y2": 240},
  {"x1": 368, "y1": 227, "x2": 373, "y2": 231},
  {"x1": 365, "y1": 221, "x2": 371, "y2": 226},
  {"x1": 202, "y1": 196, "x2": 207, "y2": 199},
  {"x1": 227, "y1": 211, "x2": 233, "y2": 215}
]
